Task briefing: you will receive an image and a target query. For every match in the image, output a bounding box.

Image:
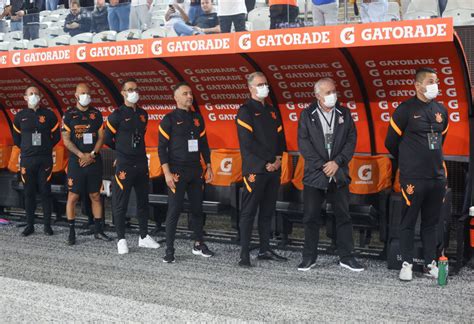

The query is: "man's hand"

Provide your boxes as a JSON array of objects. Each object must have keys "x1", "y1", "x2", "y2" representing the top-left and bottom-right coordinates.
[
  {"x1": 68, "y1": 22, "x2": 80, "y2": 29},
  {"x1": 165, "y1": 171, "x2": 179, "y2": 191},
  {"x1": 323, "y1": 161, "x2": 339, "y2": 177},
  {"x1": 266, "y1": 163, "x2": 275, "y2": 172},
  {"x1": 205, "y1": 167, "x2": 214, "y2": 184},
  {"x1": 16, "y1": 10, "x2": 25, "y2": 17},
  {"x1": 79, "y1": 153, "x2": 95, "y2": 167}
]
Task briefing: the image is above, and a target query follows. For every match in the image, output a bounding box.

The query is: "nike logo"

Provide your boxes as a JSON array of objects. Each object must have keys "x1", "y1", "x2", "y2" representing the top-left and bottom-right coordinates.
[
  {"x1": 177, "y1": 121, "x2": 183, "y2": 125},
  {"x1": 255, "y1": 113, "x2": 261, "y2": 116},
  {"x1": 45, "y1": 167, "x2": 51, "y2": 171},
  {"x1": 414, "y1": 115, "x2": 422, "y2": 119},
  {"x1": 21, "y1": 118, "x2": 27, "y2": 121},
  {"x1": 125, "y1": 118, "x2": 131, "y2": 121},
  {"x1": 72, "y1": 115, "x2": 79, "y2": 119}
]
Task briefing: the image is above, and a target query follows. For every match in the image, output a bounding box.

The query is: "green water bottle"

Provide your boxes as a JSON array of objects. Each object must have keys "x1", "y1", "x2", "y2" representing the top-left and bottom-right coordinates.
[{"x1": 438, "y1": 255, "x2": 448, "y2": 286}]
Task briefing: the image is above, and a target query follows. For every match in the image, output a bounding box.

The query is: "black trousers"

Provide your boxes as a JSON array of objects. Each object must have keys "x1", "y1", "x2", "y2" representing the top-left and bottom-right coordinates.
[
  {"x1": 269, "y1": 4, "x2": 299, "y2": 29},
  {"x1": 399, "y1": 178, "x2": 446, "y2": 265},
  {"x1": 165, "y1": 167, "x2": 204, "y2": 255},
  {"x1": 112, "y1": 161, "x2": 149, "y2": 240},
  {"x1": 20, "y1": 155, "x2": 53, "y2": 227},
  {"x1": 219, "y1": 13, "x2": 246, "y2": 33},
  {"x1": 302, "y1": 183, "x2": 354, "y2": 261},
  {"x1": 245, "y1": 0, "x2": 255, "y2": 12},
  {"x1": 239, "y1": 172, "x2": 280, "y2": 259}
]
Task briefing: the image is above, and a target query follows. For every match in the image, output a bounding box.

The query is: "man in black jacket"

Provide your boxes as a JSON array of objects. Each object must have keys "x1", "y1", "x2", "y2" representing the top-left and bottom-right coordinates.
[
  {"x1": 16, "y1": 0, "x2": 43, "y2": 40},
  {"x1": 64, "y1": 1, "x2": 91, "y2": 36},
  {"x1": 385, "y1": 67, "x2": 448, "y2": 281},
  {"x1": 91, "y1": 0, "x2": 109, "y2": 33},
  {"x1": 297, "y1": 78, "x2": 364, "y2": 272},
  {"x1": 236, "y1": 72, "x2": 287, "y2": 267}
]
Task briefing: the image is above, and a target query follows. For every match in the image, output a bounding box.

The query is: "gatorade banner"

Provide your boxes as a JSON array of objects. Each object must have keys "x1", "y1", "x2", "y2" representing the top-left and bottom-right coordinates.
[
  {"x1": 209, "y1": 149, "x2": 242, "y2": 186},
  {"x1": 348, "y1": 155, "x2": 392, "y2": 195}
]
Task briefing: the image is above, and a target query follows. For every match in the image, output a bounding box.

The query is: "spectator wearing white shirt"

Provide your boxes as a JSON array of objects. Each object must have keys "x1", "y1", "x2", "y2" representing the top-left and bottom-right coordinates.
[
  {"x1": 0, "y1": 0, "x2": 10, "y2": 33},
  {"x1": 130, "y1": 0, "x2": 152, "y2": 30},
  {"x1": 164, "y1": 0, "x2": 189, "y2": 34},
  {"x1": 312, "y1": 0, "x2": 338, "y2": 26},
  {"x1": 218, "y1": 0, "x2": 246, "y2": 33},
  {"x1": 359, "y1": 0, "x2": 388, "y2": 23}
]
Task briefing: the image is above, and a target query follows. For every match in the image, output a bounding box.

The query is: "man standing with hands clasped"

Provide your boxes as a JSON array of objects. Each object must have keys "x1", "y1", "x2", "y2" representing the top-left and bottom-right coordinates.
[
  {"x1": 236, "y1": 72, "x2": 287, "y2": 267},
  {"x1": 297, "y1": 78, "x2": 364, "y2": 272}
]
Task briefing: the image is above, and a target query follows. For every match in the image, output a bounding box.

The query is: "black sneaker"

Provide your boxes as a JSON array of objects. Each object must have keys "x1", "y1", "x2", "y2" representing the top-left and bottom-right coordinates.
[
  {"x1": 21, "y1": 226, "x2": 34, "y2": 237},
  {"x1": 339, "y1": 258, "x2": 365, "y2": 272},
  {"x1": 94, "y1": 232, "x2": 112, "y2": 241},
  {"x1": 192, "y1": 243, "x2": 215, "y2": 258},
  {"x1": 257, "y1": 250, "x2": 288, "y2": 261},
  {"x1": 67, "y1": 229, "x2": 76, "y2": 246},
  {"x1": 298, "y1": 259, "x2": 317, "y2": 271},
  {"x1": 163, "y1": 253, "x2": 175, "y2": 263},
  {"x1": 44, "y1": 225, "x2": 54, "y2": 236}
]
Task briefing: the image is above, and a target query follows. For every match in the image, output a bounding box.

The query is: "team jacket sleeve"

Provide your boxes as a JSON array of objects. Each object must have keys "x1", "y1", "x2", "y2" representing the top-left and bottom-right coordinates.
[
  {"x1": 198, "y1": 115, "x2": 211, "y2": 164},
  {"x1": 158, "y1": 115, "x2": 171, "y2": 165},
  {"x1": 12, "y1": 114, "x2": 21, "y2": 147},
  {"x1": 333, "y1": 112, "x2": 356, "y2": 168},
  {"x1": 297, "y1": 110, "x2": 324, "y2": 171},
  {"x1": 385, "y1": 105, "x2": 408, "y2": 159},
  {"x1": 441, "y1": 106, "x2": 449, "y2": 144},
  {"x1": 50, "y1": 112, "x2": 61, "y2": 147},
  {"x1": 104, "y1": 111, "x2": 119, "y2": 150},
  {"x1": 236, "y1": 107, "x2": 275, "y2": 163}
]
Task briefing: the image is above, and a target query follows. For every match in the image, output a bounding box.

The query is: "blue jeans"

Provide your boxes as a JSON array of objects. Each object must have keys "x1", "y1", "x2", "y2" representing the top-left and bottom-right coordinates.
[
  {"x1": 173, "y1": 21, "x2": 203, "y2": 36},
  {"x1": 188, "y1": 5, "x2": 203, "y2": 25},
  {"x1": 108, "y1": 3, "x2": 131, "y2": 32},
  {"x1": 10, "y1": 20, "x2": 23, "y2": 32},
  {"x1": 46, "y1": 0, "x2": 59, "y2": 11}
]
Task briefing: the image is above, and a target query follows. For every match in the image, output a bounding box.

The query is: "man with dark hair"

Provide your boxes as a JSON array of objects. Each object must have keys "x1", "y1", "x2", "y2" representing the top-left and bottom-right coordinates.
[
  {"x1": 105, "y1": 78, "x2": 160, "y2": 254},
  {"x1": 236, "y1": 72, "x2": 287, "y2": 267},
  {"x1": 64, "y1": 1, "x2": 92, "y2": 36},
  {"x1": 385, "y1": 67, "x2": 449, "y2": 281},
  {"x1": 12, "y1": 86, "x2": 61, "y2": 236},
  {"x1": 158, "y1": 82, "x2": 214, "y2": 263}
]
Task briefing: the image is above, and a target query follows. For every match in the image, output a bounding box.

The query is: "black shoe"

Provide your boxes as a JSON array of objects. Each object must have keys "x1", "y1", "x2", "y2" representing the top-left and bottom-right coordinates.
[
  {"x1": 44, "y1": 225, "x2": 54, "y2": 236},
  {"x1": 192, "y1": 243, "x2": 215, "y2": 258},
  {"x1": 257, "y1": 250, "x2": 288, "y2": 261},
  {"x1": 163, "y1": 253, "x2": 175, "y2": 263},
  {"x1": 67, "y1": 230, "x2": 76, "y2": 246},
  {"x1": 21, "y1": 226, "x2": 34, "y2": 237},
  {"x1": 339, "y1": 258, "x2": 364, "y2": 272},
  {"x1": 238, "y1": 258, "x2": 251, "y2": 267},
  {"x1": 298, "y1": 259, "x2": 317, "y2": 271},
  {"x1": 94, "y1": 232, "x2": 112, "y2": 241}
]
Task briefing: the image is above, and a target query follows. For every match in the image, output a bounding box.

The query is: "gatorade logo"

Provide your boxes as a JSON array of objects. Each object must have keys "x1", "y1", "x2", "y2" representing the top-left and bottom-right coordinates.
[
  {"x1": 357, "y1": 164, "x2": 372, "y2": 183},
  {"x1": 220, "y1": 158, "x2": 233, "y2": 174},
  {"x1": 238, "y1": 34, "x2": 252, "y2": 51},
  {"x1": 151, "y1": 40, "x2": 163, "y2": 56},
  {"x1": 340, "y1": 27, "x2": 355, "y2": 45}
]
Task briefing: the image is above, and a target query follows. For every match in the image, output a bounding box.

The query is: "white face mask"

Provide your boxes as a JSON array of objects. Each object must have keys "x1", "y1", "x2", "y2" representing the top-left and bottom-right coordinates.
[
  {"x1": 255, "y1": 85, "x2": 269, "y2": 99},
  {"x1": 424, "y1": 83, "x2": 438, "y2": 100},
  {"x1": 127, "y1": 91, "x2": 139, "y2": 104},
  {"x1": 323, "y1": 93, "x2": 337, "y2": 108},
  {"x1": 27, "y1": 94, "x2": 40, "y2": 107},
  {"x1": 78, "y1": 94, "x2": 91, "y2": 107}
]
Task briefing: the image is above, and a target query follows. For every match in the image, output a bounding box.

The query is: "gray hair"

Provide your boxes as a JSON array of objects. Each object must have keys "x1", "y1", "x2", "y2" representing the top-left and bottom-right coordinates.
[
  {"x1": 314, "y1": 78, "x2": 335, "y2": 95},
  {"x1": 247, "y1": 72, "x2": 266, "y2": 86}
]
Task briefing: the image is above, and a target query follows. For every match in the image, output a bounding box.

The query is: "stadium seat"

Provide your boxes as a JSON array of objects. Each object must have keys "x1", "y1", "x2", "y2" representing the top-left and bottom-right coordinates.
[
  {"x1": 5, "y1": 31, "x2": 22, "y2": 42},
  {"x1": 403, "y1": 0, "x2": 440, "y2": 20},
  {"x1": 8, "y1": 40, "x2": 29, "y2": 51},
  {"x1": 45, "y1": 26, "x2": 67, "y2": 38},
  {"x1": 28, "y1": 38, "x2": 49, "y2": 49},
  {"x1": 70, "y1": 32, "x2": 94, "y2": 45},
  {"x1": 48, "y1": 35, "x2": 71, "y2": 47},
  {"x1": 152, "y1": 3, "x2": 169, "y2": 12},
  {"x1": 52, "y1": 8, "x2": 69, "y2": 16},
  {"x1": 255, "y1": 0, "x2": 267, "y2": 8},
  {"x1": 384, "y1": 1, "x2": 401, "y2": 21},
  {"x1": 40, "y1": 10, "x2": 51, "y2": 18},
  {"x1": 42, "y1": 14, "x2": 61, "y2": 23},
  {"x1": 442, "y1": 0, "x2": 474, "y2": 26},
  {"x1": 247, "y1": 7, "x2": 270, "y2": 31},
  {"x1": 92, "y1": 31, "x2": 117, "y2": 43},
  {"x1": 116, "y1": 29, "x2": 142, "y2": 41},
  {"x1": 141, "y1": 27, "x2": 167, "y2": 39},
  {"x1": 40, "y1": 22, "x2": 53, "y2": 30},
  {"x1": 151, "y1": 16, "x2": 166, "y2": 28},
  {"x1": 0, "y1": 41, "x2": 10, "y2": 51},
  {"x1": 0, "y1": 33, "x2": 5, "y2": 42}
]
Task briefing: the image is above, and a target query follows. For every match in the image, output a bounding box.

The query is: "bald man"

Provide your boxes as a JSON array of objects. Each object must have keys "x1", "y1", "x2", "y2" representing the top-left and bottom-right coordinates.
[
  {"x1": 62, "y1": 83, "x2": 111, "y2": 245},
  {"x1": 12, "y1": 85, "x2": 61, "y2": 236}
]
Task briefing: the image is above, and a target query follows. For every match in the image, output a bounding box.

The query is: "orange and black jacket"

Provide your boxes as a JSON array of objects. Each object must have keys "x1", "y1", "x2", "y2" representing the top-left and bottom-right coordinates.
[
  {"x1": 236, "y1": 99, "x2": 286, "y2": 175},
  {"x1": 62, "y1": 106, "x2": 103, "y2": 161},
  {"x1": 104, "y1": 104, "x2": 148, "y2": 164},
  {"x1": 158, "y1": 108, "x2": 210, "y2": 169},
  {"x1": 12, "y1": 107, "x2": 60, "y2": 158},
  {"x1": 385, "y1": 96, "x2": 449, "y2": 180}
]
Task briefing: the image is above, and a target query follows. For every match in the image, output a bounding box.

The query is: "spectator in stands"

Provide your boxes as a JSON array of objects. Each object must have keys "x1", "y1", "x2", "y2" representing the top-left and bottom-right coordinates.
[
  {"x1": 91, "y1": 0, "x2": 109, "y2": 33},
  {"x1": 16, "y1": 0, "x2": 42, "y2": 40},
  {"x1": 164, "y1": 0, "x2": 189, "y2": 35},
  {"x1": 173, "y1": 0, "x2": 219, "y2": 36},
  {"x1": 64, "y1": 1, "x2": 91, "y2": 37},
  {"x1": 312, "y1": 0, "x2": 338, "y2": 26},
  {"x1": 108, "y1": 0, "x2": 130, "y2": 32},
  {"x1": 129, "y1": 0, "x2": 152, "y2": 30},
  {"x1": 0, "y1": 0, "x2": 10, "y2": 33},
  {"x1": 188, "y1": 0, "x2": 202, "y2": 25},
  {"x1": 359, "y1": 0, "x2": 388, "y2": 23},
  {"x1": 45, "y1": 0, "x2": 57, "y2": 11},
  {"x1": 8, "y1": 0, "x2": 22, "y2": 32},
  {"x1": 80, "y1": 0, "x2": 94, "y2": 11},
  {"x1": 218, "y1": 0, "x2": 246, "y2": 33},
  {"x1": 269, "y1": 0, "x2": 299, "y2": 29}
]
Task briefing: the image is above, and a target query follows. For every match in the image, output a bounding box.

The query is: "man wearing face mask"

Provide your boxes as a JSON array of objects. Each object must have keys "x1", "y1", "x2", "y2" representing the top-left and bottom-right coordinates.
[
  {"x1": 159, "y1": 82, "x2": 214, "y2": 263},
  {"x1": 385, "y1": 67, "x2": 448, "y2": 282},
  {"x1": 297, "y1": 78, "x2": 364, "y2": 272},
  {"x1": 62, "y1": 83, "x2": 111, "y2": 245},
  {"x1": 104, "y1": 78, "x2": 160, "y2": 254},
  {"x1": 236, "y1": 72, "x2": 286, "y2": 267},
  {"x1": 11, "y1": 86, "x2": 61, "y2": 236}
]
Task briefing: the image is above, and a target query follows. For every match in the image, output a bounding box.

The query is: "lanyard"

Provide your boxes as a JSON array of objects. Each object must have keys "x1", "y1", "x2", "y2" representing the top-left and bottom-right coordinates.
[{"x1": 318, "y1": 108, "x2": 335, "y2": 132}]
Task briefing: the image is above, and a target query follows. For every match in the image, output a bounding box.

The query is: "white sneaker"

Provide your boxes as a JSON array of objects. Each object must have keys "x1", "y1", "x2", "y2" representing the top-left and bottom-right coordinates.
[
  {"x1": 117, "y1": 239, "x2": 129, "y2": 254},
  {"x1": 425, "y1": 260, "x2": 439, "y2": 279},
  {"x1": 138, "y1": 235, "x2": 160, "y2": 249},
  {"x1": 399, "y1": 261, "x2": 413, "y2": 281}
]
